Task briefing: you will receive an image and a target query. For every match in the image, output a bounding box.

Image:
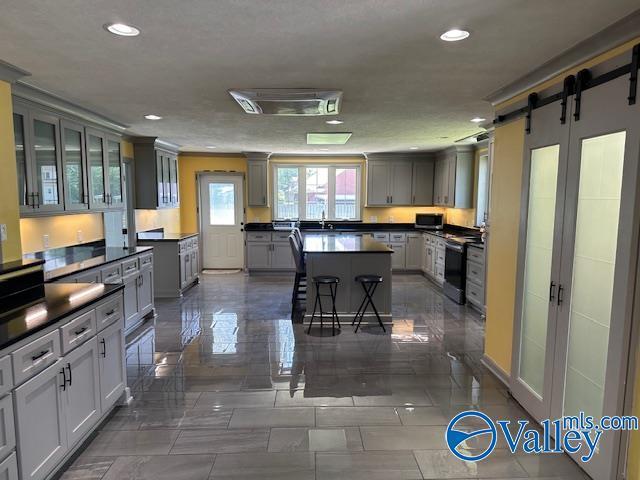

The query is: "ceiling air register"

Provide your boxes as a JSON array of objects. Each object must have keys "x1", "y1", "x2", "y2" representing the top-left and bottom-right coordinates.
[{"x1": 228, "y1": 89, "x2": 342, "y2": 116}]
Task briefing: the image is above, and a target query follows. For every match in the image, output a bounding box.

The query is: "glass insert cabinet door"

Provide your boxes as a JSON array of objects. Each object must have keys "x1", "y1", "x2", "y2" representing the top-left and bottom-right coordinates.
[
  {"x1": 86, "y1": 129, "x2": 106, "y2": 207},
  {"x1": 13, "y1": 106, "x2": 32, "y2": 212},
  {"x1": 60, "y1": 120, "x2": 89, "y2": 210},
  {"x1": 107, "y1": 138, "x2": 123, "y2": 206},
  {"x1": 29, "y1": 111, "x2": 64, "y2": 212}
]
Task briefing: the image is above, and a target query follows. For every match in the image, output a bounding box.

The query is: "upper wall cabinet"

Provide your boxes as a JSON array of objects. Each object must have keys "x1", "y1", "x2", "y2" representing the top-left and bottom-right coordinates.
[
  {"x1": 366, "y1": 154, "x2": 434, "y2": 206},
  {"x1": 13, "y1": 99, "x2": 124, "y2": 217},
  {"x1": 132, "y1": 137, "x2": 180, "y2": 209},
  {"x1": 433, "y1": 147, "x2": 474, "y2": 208},
  {"x1": 246, "y1": 153, "x2": 269, "y2": 207}
]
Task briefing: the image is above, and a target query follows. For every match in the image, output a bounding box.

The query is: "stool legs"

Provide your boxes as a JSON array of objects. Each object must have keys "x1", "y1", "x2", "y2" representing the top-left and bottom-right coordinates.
[
  {"x1": 353, "y1": 282, "x2": 385, "y2": 333},
  {"x1": 308, "y1": 281, "x2": 340, "y2": 335}
]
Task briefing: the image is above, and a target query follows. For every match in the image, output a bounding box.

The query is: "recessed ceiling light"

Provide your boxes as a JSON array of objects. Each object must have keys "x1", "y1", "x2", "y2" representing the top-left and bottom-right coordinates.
[
  {"x1": 105, "y1": 23, "x2": 140, "y2": 37},
  {"x1": 409, "y1": 146, "x2": 419, "y2": 150},
  {"x1": 439, "y1": 136, "x2": 449, "y2": 139},
  {"x1": 470, "y1": 117, "x2": 486, "y2": 123},
  {"x1": 319, "y1": 148, "x2": 330, "y2": 151},
  {"x1": 326, "y1": 119, "x2": 344, "y2": 125},
  {"x1": 144, "y1": 114, "x2": 162, "y2": 120},
  {"x1": 206, "y1": 145, "x2": 217, "y2": 149},
  {"x1": 440, "y1": 29, "x2": 470, "y2": 42}
]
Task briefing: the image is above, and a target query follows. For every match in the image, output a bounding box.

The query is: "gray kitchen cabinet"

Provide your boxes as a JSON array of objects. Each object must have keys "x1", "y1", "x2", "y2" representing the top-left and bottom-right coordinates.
[
  {"x1": 0, "y1": 395, "x2": 15, "y2": 465},
  {"x1": 60, "y1": 119, "x2": 89, "y2": 212},
  {"x1": 412, "y1": 159, "x2": 435, "y2": 205},
  {"x1": 122, "y1": 274, "x2": 139, "y2": 332},
  {"x1": 405, "y1": 233, "x2": 423, "y2": 270},
  {"x1": 0, "y1": 453, "x2": 17, "y2": 480},
  {"x1": 247, "y1": 156, "x2": 268, "y2": 206},
  {"x1": 86, "y1": 128, "x2": 109, "y2": 210},
  {"x1": 14, "y1": 359, "x2": 67, "y2": 480},
  {"x1": 137, "y1": 265, "x2": 154, "y2": 317},
  {"x1": 12, "y1": 102, "x2": 66, "y2": 216},
  {"x1": 137, "y1": 236, "x2": 199, "y2": 297},
  {"x1": 247, "y1": 243, "x2": 271, "y2": 269},
  {"x1": 105, "y1": 136, "x2": 124, "y2": 209},
  {"x1": 63, "y1": 337, "x2": 101, "y2": 446},
  {"x1": 272, "y1": 243, "x2": 295, "y2": 269},
  {"x1": 132, "y1": 137, "x2": 180, "y2": 209},
  {"x1": 97, "y1": 320, "x2": 126, "y2": 413},
  {"x1": 389, "y1": 242, "x2": 406, "y2": 270},
  {"x1": 366, "y1": 160, "x2": 412, "y2": 205},
  {"x1": 73, "y1": 270, "x2": 100, "y2": 284},
  {"x1": 466, "y1": 244, "x2": 485, "y2": 312},
  {"x1": 434, "y1": 147, "x2": 474, "y2": 208}
]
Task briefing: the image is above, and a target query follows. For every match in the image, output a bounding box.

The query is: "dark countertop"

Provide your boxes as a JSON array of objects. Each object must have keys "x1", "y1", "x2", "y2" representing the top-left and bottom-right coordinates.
[
  {"x1": 0, "y1": 283, "x2": 123, "y2": 351},
  {"x1": 137, "y1": 232, "x2": 198, "y2": 242},
  {"x1": 246, "y1": 221, "x2": 418, "y2": 232},
  {"x1": 25, "y1": 245, "x2": 154, "y2": 282},
  {"x1": 0, "y1": 257, "x2": 45, "y2": 276},
  {"x1": 304, "y1": 234, "x2": 393, "y2": 254}
]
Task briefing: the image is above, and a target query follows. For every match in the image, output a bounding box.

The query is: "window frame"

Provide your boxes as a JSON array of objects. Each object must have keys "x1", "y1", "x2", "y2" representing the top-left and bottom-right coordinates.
[{"x1": 272, "y1": 163, "x2": 361, "y2": 221}]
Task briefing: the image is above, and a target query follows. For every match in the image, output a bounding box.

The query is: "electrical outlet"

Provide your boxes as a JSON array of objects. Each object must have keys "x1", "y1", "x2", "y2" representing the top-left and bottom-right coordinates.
[
  {"x1": 77, "y1": 230, "x2": 83, "y2": 243},
  {"x1": 388, "y1": 216, "x2": 394, "y2": 223},
  {"x1": 369, "y1": 216, "x2": 377, "y2": 223},
  {"x1": 0, "y1": 224, "x2": 6, "y2": 242},
  {"x1": 253, "y1": 216, "x2": 260, "y2": 222},
  {"x1": 43, "y1": 234, "x2": 49, "y2": 249}
]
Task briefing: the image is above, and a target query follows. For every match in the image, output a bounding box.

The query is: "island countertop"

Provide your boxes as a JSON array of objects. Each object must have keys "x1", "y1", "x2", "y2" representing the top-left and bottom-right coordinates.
[{"x1": 303, "y1": 234, "x2": 393, "y2": 253}]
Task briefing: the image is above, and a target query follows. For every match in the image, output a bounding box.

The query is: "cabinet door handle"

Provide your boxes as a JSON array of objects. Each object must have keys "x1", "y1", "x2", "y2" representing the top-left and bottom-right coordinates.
[
  {"x1": 412, "y1": 195, "x2": 415, "y2": 204},
  {"x1": 35, "y1": 192, "x2": 41, "y2": 208},
  {"x1": 60, "y1": 368, "x2": 67, "y2": 391},
  {"x1": 100, "y1": 338, "x2": 107, "y2": 357},
  {"x1": 262, "y1": 196, "x2": 266, "y2": 204},
  {"x1": 105, "y1": 309, "x2": 115, "y2": 316},
  {"x1": 557, "y1": 284, "x2": 564, "y2": 306},
  {"x1": 74, "y1": 326, "x2": 88, "y2": 336},
  {"x1": 390, "y1": 195, "x2": 393, "y2": 203},
  {"x1": 31, "y1": 349, "x2": 49, "y2": 362},
  {"x1": 549, "y1": 281, "x2": 556, "y2": 302},
  {"x1": 66, "y1": 363, "x2": 72, "y2": 386}
]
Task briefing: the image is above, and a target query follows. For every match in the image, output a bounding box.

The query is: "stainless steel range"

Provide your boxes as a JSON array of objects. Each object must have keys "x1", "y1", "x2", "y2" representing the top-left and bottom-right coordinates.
[{"x1": 443, "y1": 236, "x2": 479, "y2": 304}]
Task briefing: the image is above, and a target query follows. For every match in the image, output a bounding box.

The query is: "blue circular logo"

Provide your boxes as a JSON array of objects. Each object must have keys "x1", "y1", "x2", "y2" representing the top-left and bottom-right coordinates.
[{"x1": 446, "y1": 410, "x2": 497, "y2": 462}]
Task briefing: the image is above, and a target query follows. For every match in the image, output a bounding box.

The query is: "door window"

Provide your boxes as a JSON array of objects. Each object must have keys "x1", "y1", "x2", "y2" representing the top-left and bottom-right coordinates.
[{"x1": 209, "y1": 183, "x2": 235, "y2": 225}]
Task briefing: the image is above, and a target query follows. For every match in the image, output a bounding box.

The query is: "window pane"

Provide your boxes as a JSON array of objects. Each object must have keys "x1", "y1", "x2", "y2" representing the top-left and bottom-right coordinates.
[
  {"x1": 209, "y1": 183, "x2": 235, "y2": 225},
  {"x1": 305, "y1": 167, "x2": 328, "y2": 219},
  {"x1": 276, "y1": 167, "x2": 299, "y2": 219},
  {"x1": 335, "y1": 168, "x2": 357, "y2": 219}
]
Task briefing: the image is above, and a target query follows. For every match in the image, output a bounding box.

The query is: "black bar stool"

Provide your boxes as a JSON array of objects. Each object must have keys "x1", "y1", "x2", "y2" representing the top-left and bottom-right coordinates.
[
  {"x1": 352, "y1": 275, "x2": 385, "y2": 333},
  {"x1": 308, "y1": 275, "x2": 341, "y2": 335}
]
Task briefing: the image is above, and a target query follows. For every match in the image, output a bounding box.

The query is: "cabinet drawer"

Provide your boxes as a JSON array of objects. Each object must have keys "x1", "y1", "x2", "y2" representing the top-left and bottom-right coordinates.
[
  {"x1": 466, "y1": 280, "x2": 485, "y2": 306},
  {"x1": 466, "y1": 261, "x2": 484, "y2": 286},
  {"x1": 435, "y1": 248, "x2": 446, "y2": 265},
  {"x1": 389, "y1": 233, "x2": 406, "y2": 242},
  {"x1": 372, "y1": 232, "x2": 389, "y2": 242},
  {"x1": 435, "y1": 263, "x2": 445, "y2": 281},
  {"x1": 139, "y1": 253, "x2": 153, "y2": 269},
  {"x1": 247, "y1": 232, "x2": 271, "y2": 242},
  {"x1": 190, "y1": 237, "x2": 199, "y2": 249},
  {"x1": 0, "y1": 395, "x2": 16, "y2": 461},
  {"x1": 74, "y1": 270, "x2": 101, "y2": 284},
  {"x1": 12, "y1": 330, "x2": 60, "y2": 386},
  {"x1": 436, "y1": 238, "x2": 446, "y2": 249},
  {"x1": 424, "y1": 235, "x2": 432, "y2": 245},
  {"x1": 100, "y1": 264, "x2": 122, "y2": 284},
  {"x1": 96, "y1": 296, "x2": 123, "y2": 331},
  {"x1": 271, "y1": 232, "x2": 291, "y2": 242},
  {"x1": 60, "y1": 310, "x2": 97, "y2": 354},
  {"x1": 467, "y1": 246, "x2": 485, "y2": 265},
  {"x1": 121, "y1": 258, "x2": 139, "y2": 277},
  {"x1": 0, "y1": 452, "x2": 17, "y2": 480},
  {"x1": 0, "y1": 357, "x2": 13, "y2": 398}
]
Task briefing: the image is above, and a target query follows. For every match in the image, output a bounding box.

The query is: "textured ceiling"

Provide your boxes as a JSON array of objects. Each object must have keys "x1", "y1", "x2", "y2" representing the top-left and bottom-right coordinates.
[{"x1": 0, "y1": 0, "x2": 638, "y2": 154}]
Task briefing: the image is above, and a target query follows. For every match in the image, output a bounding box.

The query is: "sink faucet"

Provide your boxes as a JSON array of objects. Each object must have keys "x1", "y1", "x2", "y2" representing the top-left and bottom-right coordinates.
[{"x1": 320, "y1": 210, "x2": 326, "y2": 230}]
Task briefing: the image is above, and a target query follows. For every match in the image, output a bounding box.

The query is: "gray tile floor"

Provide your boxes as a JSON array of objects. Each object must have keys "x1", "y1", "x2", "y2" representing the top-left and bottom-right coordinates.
[{"x1": 61, "y1": 273, "x2": 590, "y2": 480}]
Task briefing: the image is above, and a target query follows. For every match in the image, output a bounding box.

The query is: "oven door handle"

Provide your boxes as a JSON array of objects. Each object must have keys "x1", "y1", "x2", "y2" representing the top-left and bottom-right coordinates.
[{"x1": 445, "y1": 241, "x2": 464, "y2": 253}]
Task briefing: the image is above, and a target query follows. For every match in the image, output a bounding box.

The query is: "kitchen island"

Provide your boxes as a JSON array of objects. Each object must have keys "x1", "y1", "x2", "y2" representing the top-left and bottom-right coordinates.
[{"x1": 303, "y1": 234, "x2": 393, "y2": 324}]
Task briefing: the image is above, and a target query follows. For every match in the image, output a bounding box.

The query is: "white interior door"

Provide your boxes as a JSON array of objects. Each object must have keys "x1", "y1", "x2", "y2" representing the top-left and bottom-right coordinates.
[
  {"x1": 551, "y1": 74, "x2": 640, "y2": 480},
  {"x1": 199, "y1": 174, "x2": 244, "y2": 269}
]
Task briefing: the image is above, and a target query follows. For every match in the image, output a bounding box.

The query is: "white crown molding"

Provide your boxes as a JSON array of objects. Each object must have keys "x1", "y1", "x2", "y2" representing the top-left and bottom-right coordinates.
[
  {"x1": 485, "y1": 9, "x2": 640, "y2": 106},
  {"x1": 0, "y1": 60, "x2": 30, "y2": 83}
]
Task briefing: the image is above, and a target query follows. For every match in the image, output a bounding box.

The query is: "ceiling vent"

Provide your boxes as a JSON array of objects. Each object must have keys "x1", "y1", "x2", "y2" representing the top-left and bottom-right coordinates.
[{"x1": 228, "y1": 89, "x2": 342, "y2": 116}]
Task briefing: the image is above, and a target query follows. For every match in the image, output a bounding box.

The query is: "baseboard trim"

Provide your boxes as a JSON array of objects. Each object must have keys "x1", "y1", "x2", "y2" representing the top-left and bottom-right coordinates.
[{"x1": 481, "y1": 353, "x2": 511, "y2": 388}]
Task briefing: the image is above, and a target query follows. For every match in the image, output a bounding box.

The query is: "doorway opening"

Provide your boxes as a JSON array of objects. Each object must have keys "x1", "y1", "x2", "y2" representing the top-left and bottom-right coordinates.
[{"x1": 198, "y1": 173, "x2": 245, "y2": 269}]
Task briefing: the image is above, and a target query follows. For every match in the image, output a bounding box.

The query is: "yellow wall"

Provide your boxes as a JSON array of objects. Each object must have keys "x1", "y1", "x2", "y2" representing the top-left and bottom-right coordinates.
[
  {"x1": 0, "y1": 81, "x2": 22, "y2": 262},
  {"x1": 484, "y1": 119, "x2": 525, "y2": 375},
  {"x1": 20, "y1": 213, "x2": 105, "y2": 254},
  {"x1": 135, "y1": 208, "x2": 181, "y2": 233}
]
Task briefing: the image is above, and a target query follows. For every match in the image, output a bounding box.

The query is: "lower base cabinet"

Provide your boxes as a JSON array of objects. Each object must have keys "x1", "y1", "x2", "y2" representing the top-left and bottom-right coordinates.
[
  {"x1": 98, "y1": 321, "x2": 126, "y2": 412},
  {"x1": 14, "y1": 360, "x2": 67, "y2": 480},
  {"x1": 12, "y1": 294, "x2": 126, "y2": 480}
]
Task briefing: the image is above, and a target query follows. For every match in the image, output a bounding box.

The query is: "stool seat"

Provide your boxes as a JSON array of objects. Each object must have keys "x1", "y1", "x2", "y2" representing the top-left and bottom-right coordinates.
[
  {"x1": 355, "y1": 274, "x2": 383, "y2": 283},
  {"x1": 314, "y1": 275, "x2": 340, "y2": 284}
]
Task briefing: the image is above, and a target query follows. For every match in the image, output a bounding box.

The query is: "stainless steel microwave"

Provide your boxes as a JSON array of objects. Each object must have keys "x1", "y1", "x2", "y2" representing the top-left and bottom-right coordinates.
[{"x1": 415, "y1": 213, "x2": 443, "y2": 230}]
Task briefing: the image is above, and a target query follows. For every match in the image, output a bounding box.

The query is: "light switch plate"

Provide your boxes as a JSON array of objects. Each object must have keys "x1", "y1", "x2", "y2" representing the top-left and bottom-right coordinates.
[
  {"x1": 77, "y1": 230, "x2": 83, "y2": 242},
  {"x1": 43, "y1": 234, "x2": 49, "y2": 249},
  {"x1": 388, "y1": 216, "x2": 394, "y2": 223},
  {"x1": 0, "y1": 224, "x2": 6, "y2": 242},
  {"x1": 369, "y1": 216, "x2": 377, "y2": 222}
]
